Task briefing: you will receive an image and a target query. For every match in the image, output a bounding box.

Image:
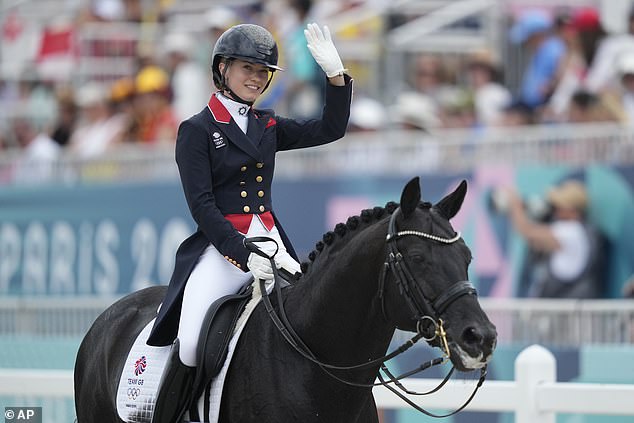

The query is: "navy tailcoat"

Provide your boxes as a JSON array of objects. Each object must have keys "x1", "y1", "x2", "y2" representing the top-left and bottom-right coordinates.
[{"x1": 147, "y1": 76, "x2": 353, "y2": 346}]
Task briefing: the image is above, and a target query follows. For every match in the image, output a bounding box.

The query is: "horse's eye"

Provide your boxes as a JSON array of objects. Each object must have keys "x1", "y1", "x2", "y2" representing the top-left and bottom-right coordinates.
[{"x1": 409, "y1": 254, "x2": 425, "y2": 263}]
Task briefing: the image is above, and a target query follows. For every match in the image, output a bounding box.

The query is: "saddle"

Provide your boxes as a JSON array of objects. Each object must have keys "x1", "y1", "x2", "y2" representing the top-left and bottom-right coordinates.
[
  {"x1": 190, "y1": 281, "x2": 254, "y2": 403},
  {"x1": 116, "y1": 281, "x2": 262, "y2": 423}
]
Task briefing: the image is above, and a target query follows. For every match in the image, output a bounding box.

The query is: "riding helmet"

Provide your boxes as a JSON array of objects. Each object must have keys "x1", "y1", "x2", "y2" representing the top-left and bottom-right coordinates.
[{"x1": 211, "y1": 24, "x2": 283, "y2": 89}]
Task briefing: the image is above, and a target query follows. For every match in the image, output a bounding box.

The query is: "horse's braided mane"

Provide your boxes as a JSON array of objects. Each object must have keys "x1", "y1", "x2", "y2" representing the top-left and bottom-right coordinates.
[{"x1": 298, "y1": 200, "x2": 433, "y2": 275}]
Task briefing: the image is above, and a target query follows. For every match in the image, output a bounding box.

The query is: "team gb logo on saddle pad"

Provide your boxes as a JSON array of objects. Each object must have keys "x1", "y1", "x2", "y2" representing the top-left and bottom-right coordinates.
[
  {"x1": 134, "y1": 356, "x2": 147, "y2": 376},
  {"x1": 115, "y1": 321, "x2": 172, "y2": 422}
]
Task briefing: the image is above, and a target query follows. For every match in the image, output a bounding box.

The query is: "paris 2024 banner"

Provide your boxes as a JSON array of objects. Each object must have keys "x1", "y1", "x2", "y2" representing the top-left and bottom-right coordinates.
[{"x1": 1, "y1": 164, "x2": 633, "y2": 299}]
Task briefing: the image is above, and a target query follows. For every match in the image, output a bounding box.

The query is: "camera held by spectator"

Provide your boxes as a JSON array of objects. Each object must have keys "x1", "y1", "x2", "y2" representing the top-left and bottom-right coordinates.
[{"x1": 489, "y1": 187, "x2": 554, "y2": 222}]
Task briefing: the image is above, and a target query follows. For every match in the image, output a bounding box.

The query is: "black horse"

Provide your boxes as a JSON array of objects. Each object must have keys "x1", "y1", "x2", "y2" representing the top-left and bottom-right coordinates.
[{"x1": 74, "y1": 177, "x2": 497, "y2": 422}]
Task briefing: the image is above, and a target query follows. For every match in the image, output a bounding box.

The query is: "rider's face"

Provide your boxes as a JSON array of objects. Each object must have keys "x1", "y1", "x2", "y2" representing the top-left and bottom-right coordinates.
[{"x1": 219, "y1": 59, "x2": 271, "y2": 103}]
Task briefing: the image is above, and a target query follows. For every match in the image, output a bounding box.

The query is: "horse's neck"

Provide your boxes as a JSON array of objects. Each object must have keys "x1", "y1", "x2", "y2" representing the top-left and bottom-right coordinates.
[{"x1": 287, "y1": 222, "x2": 395, "y2": 367}]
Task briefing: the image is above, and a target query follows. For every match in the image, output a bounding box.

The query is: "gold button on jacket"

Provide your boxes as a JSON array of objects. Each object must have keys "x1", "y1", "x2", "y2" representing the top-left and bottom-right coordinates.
[
  {"x1": 241, "y1": 191, "x2": 248, "y2": 198},
  {"x1": 243, "y1": 205, "x2": 251, "y2": 213}
]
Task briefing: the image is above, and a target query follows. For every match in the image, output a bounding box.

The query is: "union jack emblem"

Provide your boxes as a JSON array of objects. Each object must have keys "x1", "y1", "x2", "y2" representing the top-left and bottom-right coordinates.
[{"x1": 134, "y1": 356, "x2": 147, "y2": 376}]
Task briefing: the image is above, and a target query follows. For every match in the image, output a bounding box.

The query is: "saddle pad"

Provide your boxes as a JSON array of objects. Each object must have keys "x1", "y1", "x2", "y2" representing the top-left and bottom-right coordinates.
[
  {"x1": 194, "y1": 282, "x2": 265, "y2": 423},
  {"x1": 116, "y1": 318, "x2": 172, "y2": 423}
]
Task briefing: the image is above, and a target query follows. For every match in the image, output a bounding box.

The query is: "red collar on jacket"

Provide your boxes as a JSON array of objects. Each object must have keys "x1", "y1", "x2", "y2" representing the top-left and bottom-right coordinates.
[
  {"x1": 207, "y1": 93, "x2": 231, "y2": 124},
  {"x1": 208, "y1": 93, "x2": 277, "y2": 130}
]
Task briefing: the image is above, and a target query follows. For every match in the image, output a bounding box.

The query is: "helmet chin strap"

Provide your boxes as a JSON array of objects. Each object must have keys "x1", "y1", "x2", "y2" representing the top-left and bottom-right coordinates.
[
  {"x1": 220, "y1": 60, "x2": 275, "y2": 106},
  {"x1": 223, "y1": 88, "x2": 254, "y2": 106}
]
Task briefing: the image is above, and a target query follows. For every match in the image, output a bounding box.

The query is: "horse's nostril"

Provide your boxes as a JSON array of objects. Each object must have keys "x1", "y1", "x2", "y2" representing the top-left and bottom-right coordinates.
[{"x1": 462, "y1": 326, "x2": 484, "y2": 346}]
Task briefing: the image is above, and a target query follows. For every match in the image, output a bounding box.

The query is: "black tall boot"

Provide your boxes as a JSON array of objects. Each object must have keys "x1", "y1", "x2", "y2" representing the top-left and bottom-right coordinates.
[{"x1": 152, "y1": 340, "x2": 195, "y2": 423}]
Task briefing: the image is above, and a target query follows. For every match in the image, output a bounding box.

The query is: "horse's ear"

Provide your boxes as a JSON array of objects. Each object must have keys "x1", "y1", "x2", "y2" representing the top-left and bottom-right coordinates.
[
  {"x1": 435, "y1": 180, "x2": 467, "y2": 220},
  {"x1": 400, "y1": 177, "x2": 421, "y2": 218}
]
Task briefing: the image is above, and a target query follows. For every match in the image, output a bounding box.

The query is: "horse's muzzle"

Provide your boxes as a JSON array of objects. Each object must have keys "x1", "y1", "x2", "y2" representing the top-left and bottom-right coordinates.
[{"x1": 451, "y1": 322, "x2": 497, "y2": 371}]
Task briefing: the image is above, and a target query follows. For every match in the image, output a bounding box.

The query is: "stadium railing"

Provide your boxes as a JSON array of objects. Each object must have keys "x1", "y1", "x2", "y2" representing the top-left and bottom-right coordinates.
[
  {"x1": 2, "y1": 123, "x2": 633, "y2": 185},
  {"x1": 1, "y1": 296, "x2": 633, "y2": 346}
]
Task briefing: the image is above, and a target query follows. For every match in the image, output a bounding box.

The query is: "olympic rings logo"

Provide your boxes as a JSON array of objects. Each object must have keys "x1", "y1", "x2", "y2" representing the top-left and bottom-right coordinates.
[{"x1": 127, "y1": 388, "x2": 141, "y2": 400}]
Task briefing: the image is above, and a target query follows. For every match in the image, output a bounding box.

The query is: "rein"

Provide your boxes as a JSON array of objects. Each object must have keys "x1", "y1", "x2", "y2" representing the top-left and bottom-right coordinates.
[
  {"x1": 246, "y1": 237, "x2": 424, "y2": 378},
  {"x1": 243, "y1": 207, "x2": 486, "y2": 417}
]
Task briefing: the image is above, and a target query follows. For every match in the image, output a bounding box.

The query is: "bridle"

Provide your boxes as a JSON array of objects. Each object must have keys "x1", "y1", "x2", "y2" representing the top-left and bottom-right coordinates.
[
  {"x1": 375, "y1": 207, "x2": 486, "y2": 417},
  {"x1": 244, "y1": 206, "x2": 486, "y2": 418},
  {"x1": 379, "y1": 207, "x2": 477, "y2": 347}
]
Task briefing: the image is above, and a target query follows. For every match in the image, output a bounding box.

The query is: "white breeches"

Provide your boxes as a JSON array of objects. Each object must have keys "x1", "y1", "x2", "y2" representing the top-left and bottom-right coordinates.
[{"x1": 177, "y1": 216, "x2": 287, "y2": 366}]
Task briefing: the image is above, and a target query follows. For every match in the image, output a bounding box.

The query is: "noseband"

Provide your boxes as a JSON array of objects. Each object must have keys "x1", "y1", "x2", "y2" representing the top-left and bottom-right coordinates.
[{"x1": 378, "y1": 207, "x2": 477, "y2": 352}]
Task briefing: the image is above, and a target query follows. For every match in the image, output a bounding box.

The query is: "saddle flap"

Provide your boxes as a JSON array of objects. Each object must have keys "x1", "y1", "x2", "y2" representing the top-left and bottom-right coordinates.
[{"x1": 191, "y1": 283, "x2": 253, "y2": 401}]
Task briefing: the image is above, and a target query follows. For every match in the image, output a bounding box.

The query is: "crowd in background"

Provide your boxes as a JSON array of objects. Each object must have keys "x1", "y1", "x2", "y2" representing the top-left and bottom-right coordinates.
[
  {"x1": 351, "y1": 3, "x2": 634, "y2": 132},
  {"x1": 2, "y1": 0, "x2": 634, "y2": 297},
  {"x1": 4, "y1": 1, "x2": 634, "y2": 179}
]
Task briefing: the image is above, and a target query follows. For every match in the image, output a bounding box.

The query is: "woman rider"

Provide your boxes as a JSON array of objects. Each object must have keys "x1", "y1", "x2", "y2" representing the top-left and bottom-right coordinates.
[{"x1": 146, "y1": 22, "x2": 352, "y2": 423}]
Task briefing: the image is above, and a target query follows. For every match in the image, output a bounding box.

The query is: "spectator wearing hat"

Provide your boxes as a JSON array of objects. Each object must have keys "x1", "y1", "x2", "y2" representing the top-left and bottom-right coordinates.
[
  {"x1": 572, "y1": 7, "x2": 606, "y2": 68},
  {"x1": 547, "y1": 7, "x2": 605, "y2": 119},
  {"x1": 108, "y1": 77, "x2": 136, "y2": 143},
  {"x1": 464, "y1": 49, "x2": 511, "y2": 126},
  {"x1": 163, "y1": 32, "x2": 210, "y2": 122},
  {"x1": 348, "y1": 96, "x2": 386, "y2": 132},
  {"x1": 386, "y1": 92, "x2": 441, "y2": 171},
  {"x1": 598, "y1": 52, "x2": 634, "y2": 125},
  {"x1": 510, "y1": 9, "x2": 567, "y2": 110},
  {"x1": 11, "y1": 117, "x2": 60, "y2": 184},
  {"x1": 498, "y1": 180, "x2": 606, "y2": 298},
  {"x1": 584, "y1": 5, "x2": 634, "y2": 93},
  {"x1": 566, "y1": 89, "x2": 619, "y2": 123},
  {"x1": 204, "y1": 6, "x2": 237, "y2": 41},
  {"x1": 409, "y1": 53, "x2": 457, "y2": 110},
  {"x1": 389, "y1": 91, "x2": 440, "y2": 132},
  {"x1": 68, "y1": 82, "x2": 127, "y2": 158},
  {"x1": 194, "y1": 6, "x2": 238, "y2": 69},
  {"x1": 132, "y1": 65, "x2": 178, "y2": 144}
]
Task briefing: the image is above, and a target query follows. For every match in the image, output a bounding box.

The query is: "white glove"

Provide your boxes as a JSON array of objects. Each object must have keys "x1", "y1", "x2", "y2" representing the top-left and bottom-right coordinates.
[
  {"x1": 274, "y1": 251, "x2": 302, "y2": 276},
  {"x1": 247, "y1": 253, "x2": 274, "y2": 281},
  {"x1": 304, "y1": 23, "x2": 346, "y2": 78}
]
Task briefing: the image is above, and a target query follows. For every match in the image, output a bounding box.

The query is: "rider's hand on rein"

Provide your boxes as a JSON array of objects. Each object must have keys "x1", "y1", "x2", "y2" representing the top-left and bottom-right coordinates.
[{"x1": 247, "y1": 253, "x2": 274, "y2": 281}]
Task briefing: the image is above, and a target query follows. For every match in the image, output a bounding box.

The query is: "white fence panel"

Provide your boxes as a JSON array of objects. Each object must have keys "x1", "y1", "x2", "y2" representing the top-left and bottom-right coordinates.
[
  {"x1": 2, "y1": 345, "x2": 634, "y2": 420},
  {"x1": 374, "y1": 345, "x2": 634, "y2": 421},
  {"x1": 0, "y1": 369, "x2": 73, "y2": 397},
  {"x1": 538, "y1": 383, "x2": 634, "y2": 415}
]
